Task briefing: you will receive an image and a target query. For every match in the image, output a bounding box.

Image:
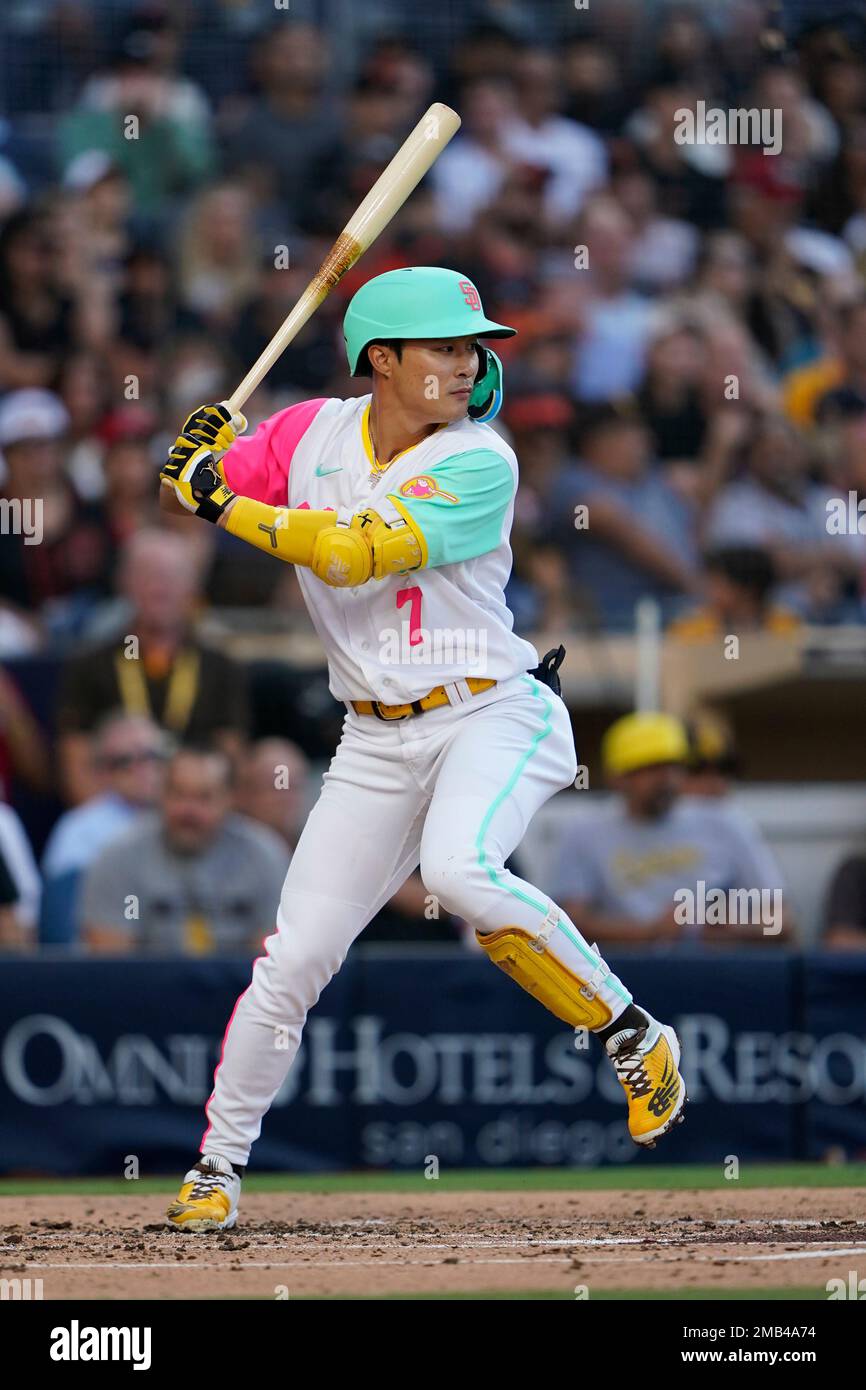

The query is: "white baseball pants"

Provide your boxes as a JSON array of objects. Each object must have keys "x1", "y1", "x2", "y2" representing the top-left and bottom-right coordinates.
[{"x1": 201, "y1": 674, "x2": 634, "y2": 1165}]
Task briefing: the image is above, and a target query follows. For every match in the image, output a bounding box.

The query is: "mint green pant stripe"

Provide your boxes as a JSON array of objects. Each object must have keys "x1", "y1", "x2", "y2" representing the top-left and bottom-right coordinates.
[{"x1": 474, "y1": 674, "x2": 631, "y2": 1006}]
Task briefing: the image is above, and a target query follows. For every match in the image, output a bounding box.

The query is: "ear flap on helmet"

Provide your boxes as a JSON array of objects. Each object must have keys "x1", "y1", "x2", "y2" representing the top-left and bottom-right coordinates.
[{"x1": 468, "y1": 346, "x2": 504, "y2": 423}]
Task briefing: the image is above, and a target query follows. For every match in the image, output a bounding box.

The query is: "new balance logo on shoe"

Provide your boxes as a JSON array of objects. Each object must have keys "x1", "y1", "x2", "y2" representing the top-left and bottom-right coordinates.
[{"x1": 648, "y1": 1056, "x2": 680, "y2": 1117}]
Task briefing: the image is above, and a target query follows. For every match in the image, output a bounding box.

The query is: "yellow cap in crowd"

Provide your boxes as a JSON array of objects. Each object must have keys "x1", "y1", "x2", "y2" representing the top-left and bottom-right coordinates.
[{"x1": 602, "y1": 712, "x2": 690, "y2": 776}]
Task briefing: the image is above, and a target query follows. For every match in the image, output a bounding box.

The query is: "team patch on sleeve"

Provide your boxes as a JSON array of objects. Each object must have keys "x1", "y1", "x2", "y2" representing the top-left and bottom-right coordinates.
[
  {"x1": 398, "y1": 475, "x2": 460, "y2": 504},
  {"x1": 387, "y1": 448, "x2": 514, "y2": 568}
]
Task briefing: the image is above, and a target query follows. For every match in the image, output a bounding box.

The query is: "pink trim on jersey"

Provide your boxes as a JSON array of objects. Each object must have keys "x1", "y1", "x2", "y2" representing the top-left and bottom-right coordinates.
[
  {"x1": 199, "y1": 943, "x2": 270, "y2": 1155},
  {"x1": 222, "y1": 398, "x2": 328, "y2": 506}
]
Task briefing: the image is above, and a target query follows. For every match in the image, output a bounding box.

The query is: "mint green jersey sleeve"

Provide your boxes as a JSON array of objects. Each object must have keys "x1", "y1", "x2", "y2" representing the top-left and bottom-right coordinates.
[{"x1": 386, "y1": 448, "x2": 515, "y2": 568}]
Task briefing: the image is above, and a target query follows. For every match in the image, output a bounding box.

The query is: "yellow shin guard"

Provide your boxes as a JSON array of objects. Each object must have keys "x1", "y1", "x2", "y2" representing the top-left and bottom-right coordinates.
[{"x1": 476, "y1": 925, "x2": 613, "y2": 1029}]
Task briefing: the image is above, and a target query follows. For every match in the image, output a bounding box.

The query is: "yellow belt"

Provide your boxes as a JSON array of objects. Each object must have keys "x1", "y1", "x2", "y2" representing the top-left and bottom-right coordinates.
[{"x1": 352, "y1": 677, "x2": 496, "y2": 721}]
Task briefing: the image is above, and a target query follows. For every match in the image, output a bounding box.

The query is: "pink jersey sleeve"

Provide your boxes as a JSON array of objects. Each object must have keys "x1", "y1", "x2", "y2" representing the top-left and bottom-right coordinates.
[{"x1": 221, "y1": 398, "x2": 329, "y2": 506}]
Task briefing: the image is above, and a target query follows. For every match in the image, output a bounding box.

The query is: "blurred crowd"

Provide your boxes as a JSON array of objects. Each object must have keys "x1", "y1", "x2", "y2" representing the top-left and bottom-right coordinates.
[{"x1": 2, "y1": 0, "x2": 866, "y2": 950}]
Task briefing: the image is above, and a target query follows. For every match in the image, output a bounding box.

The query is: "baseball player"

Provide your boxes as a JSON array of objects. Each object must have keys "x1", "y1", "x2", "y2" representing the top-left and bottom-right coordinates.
[{"x1": 161, "y1": 267, "x2": 686, "y2": 1230}]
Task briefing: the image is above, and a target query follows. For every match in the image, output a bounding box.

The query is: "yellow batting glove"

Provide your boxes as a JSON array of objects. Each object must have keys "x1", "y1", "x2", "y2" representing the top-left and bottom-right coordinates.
[
  {"x1": 160, "y1": 442, "x2": 236, "y2": 520},
  {"x1": 179, "y1": 401, "x2": 247, "y2": 459}
]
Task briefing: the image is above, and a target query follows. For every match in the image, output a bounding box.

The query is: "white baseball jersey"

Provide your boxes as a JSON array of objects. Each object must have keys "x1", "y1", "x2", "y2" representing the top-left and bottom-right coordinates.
[
  {"x1": 200, "y1": 397, "x2": 648, "y2": 1174},
  {"x1": 223, "y1": 394, "x2": 538, "y2": 702}
]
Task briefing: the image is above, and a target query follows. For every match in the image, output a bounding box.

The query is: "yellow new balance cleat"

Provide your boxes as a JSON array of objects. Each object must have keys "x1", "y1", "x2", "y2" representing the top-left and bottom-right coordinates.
[
  {"x1": 166, "y1": 1155, "x2": 242, "y2": 1232},
  {"x1": 606, "y1": 1015, "x2": 686, "y2": 1147}
]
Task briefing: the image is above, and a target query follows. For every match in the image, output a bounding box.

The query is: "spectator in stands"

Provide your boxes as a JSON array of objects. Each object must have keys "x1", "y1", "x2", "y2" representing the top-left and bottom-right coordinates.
[
  {"x1": 57, "y1": 528, "x2": 248, "y2": 804},
  {"x1": 58, "y1": 5, "x2": 215, "y2": 215},
  {"x1": 58, "y1": 350, "x2": 111, "y2": 502},
  {"x1": 176, "y1": 181, "x2": 260, "y2": 331},
  {"x1": 0, "y1": 793, "x2": 39, "y2": 940},
  {"x1": 99, "y1": 407, "x2": 163, "y2": 562},
  {"x1": 636, "y1": 313, "x2": 709, "y2": 469},
  {"x1": 117, "y1": 240, "x2": 200, "y2": 356},
  {"x1": 81, "y1": 745, "x2": 287, "y2": 954},
  {"x1": 814, "y1": 296, "x2": 866, "y2": 422},
  {"x1": 705, "y1": 412, "x2": 858, "y2": 621},
  {"x1": 553, "y1": 400, "x2": 699, "y2": 631},
  {"x1": 692, "y1": 231, "x2": 756, "y2": 322},
  {"x1": 505, "y1": 393, "x2": 584, "y2": 631},
  {"x1": 569, "y1": 196, "x2": 654, "y2": 402},
  {"x1": 683, "y1": 714, "x2": 740, "y2": 799},
  {"x1": 235, "y1": 738, "x2": 310, "y2": 855},
  {"x1": 40, "y1": 712, "x2": 168, "y2": 944},
  {"x1": 669, "y1": 546, "x2": 802, "y2": 639},
  {"x1": 554, "y1": 712, "x2": 788, "y2": 947},
  {"x1": 616, "y1": 167, "x2": 699, "y2": 294},
  {"x1": 304, "y1": 78, "x2": 418, "y2": 237},
  {"x1": 501, "y1": 48, "x2": 607, "y2": 229},
  {"x1": 623, "y1": 81, "x2": 728, "y2": 231},
  {"x1": 59, "y1": 151, "x2": 133, "y2": 320},
  {"x1": 0, "y1": 389, "x2": 112, "y2": 634},
  {"x1": 221, "y1": 21, "x2": 340, "y2": 217},
  {"x1": 431, "y1": 78, "x2": 514, "y2": 234},
  {"x1": 0, "y1": 841, "x2": 23, "y2": 949},
  {"x1": 823, "y1": 853, "x2": 866, "y2": 951},
  {"x1": 0, "y1": 209, "x2": 79, "y2": 391},
  {"x1": 0, "y1": 666, "x2": 49, "y2": 798},
  {"x1": 229, "y1": 250, "x2": 341, "y2": 402},
  {"x1": 561, "y1": 32, "x2": 627, "y2": 135}
]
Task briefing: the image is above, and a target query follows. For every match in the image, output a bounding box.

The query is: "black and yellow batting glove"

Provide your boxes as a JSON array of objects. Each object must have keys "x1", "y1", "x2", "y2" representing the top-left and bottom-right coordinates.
[
  {"x1": 179, "y1": 401, "x2": 247, "y2": 458},
  {"x1": 161, "y1": 401, "x2": 247, "y2": 521},
  {"x1": 161, "y1": 439, "x2": 236, "y2": 521}
]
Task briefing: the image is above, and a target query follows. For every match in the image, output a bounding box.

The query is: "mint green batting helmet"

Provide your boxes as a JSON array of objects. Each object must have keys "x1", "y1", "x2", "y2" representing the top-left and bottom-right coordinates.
[{"x1": 343, "y1": 267, "x2": 515, "y2": 419}]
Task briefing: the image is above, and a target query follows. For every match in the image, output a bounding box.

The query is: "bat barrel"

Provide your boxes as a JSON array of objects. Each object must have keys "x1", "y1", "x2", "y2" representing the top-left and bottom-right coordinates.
[{"x1": 227, "y1": 103, "x2": 461, "y2": 414}]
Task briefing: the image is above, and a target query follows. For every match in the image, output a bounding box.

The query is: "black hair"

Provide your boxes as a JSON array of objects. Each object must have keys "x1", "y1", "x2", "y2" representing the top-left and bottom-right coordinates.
[
  {"x1": 355, "y1": 339, "x2": 404, "y2": 377},
  {"x1": 703, "y1": 545, "x2": 776, "y2": 600}
]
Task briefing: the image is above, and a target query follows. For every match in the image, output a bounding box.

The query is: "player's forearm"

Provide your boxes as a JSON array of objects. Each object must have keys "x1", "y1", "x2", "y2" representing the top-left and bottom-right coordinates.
[
  {"x1": 218, "y1": 494, "x2": 423, "y2": 588},
  {"x1": 160, "y1": 404, "x2": 424, "y2": 587},
  {"x1": 217, "y1": 494, "x2": 336, "y2": 563},
  {"x1": 218, "y1": 494, "x2": 374, "y2": 586}
]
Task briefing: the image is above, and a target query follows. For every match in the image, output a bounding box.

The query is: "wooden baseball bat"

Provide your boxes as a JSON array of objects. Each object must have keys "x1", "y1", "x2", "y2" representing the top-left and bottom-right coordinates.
[
  {"x1": 229, "y1": 101, "x2": 461, "y2": 412},
  {"x1": 161, "y1": 103, "x2": 459, "y2": 514}
]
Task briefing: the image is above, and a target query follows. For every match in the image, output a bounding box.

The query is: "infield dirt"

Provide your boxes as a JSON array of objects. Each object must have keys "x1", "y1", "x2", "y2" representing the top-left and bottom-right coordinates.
[{"x1": 2, "y1": 1187, "x2": 865, "y2": 1299}]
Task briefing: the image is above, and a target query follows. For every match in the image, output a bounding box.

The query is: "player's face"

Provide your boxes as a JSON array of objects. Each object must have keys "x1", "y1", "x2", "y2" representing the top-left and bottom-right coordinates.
[{"x1": 392, "y1": 336, "x2": 480, "y2": 423}]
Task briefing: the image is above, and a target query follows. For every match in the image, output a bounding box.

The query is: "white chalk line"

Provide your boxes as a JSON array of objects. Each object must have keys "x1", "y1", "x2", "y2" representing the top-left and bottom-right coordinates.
[
  {"x1": 726, "y1": 1247, "x2": 866, "y2": 1264},
  {"x1": 3, "y1": 1232, "x2": 866, "y2": 1259},
  {"x1": 8, "y1": 1251, "x2": 866, "y2": 1273},
  {"x1": 6, "y1": 1244, "x2": 866, "y2": 1273}
]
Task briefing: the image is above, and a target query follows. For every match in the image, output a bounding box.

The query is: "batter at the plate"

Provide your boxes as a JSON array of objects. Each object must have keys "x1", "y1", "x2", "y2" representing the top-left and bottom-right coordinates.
[{"x1": 160, "y1": 266, "x2": 686, "y2": 1231}]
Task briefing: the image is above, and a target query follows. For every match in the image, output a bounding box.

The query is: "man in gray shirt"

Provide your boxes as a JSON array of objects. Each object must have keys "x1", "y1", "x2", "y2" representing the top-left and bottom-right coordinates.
[
  {"x1": 555, "y1": 712, "x2": 787, "y2": 947},
  {"x1": 82, "y1": 746, "x2": 289, "y2": 955}
]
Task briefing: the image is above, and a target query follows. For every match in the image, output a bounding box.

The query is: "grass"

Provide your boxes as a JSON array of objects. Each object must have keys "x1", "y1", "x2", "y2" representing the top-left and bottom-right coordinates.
[{"x1": 0, "y1": 1163, "x2": 864, "y2": 1198}]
